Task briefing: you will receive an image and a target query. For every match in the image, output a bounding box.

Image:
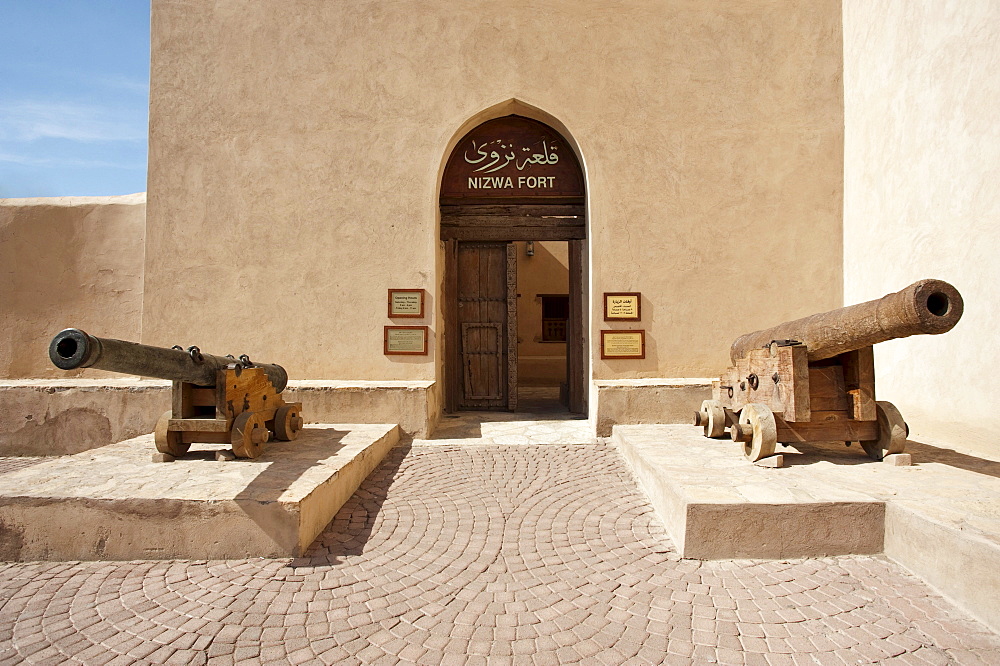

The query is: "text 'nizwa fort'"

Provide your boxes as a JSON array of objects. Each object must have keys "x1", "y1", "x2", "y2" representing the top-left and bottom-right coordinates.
[{"x1": 1, "y1": 1, "x2": 999, "y2": 664}]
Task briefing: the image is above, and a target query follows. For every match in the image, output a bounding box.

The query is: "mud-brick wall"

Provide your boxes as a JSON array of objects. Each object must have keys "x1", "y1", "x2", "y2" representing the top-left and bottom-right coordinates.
[
  {"x1": 0, "y1": 194, "x2": 146, "y2": 379},
  {"x1": 843, "y1": 1, "x2": 1000, "y2": 452},
  {"x1": 145, "y1": 0, "x2": 843, "y2": 383}
]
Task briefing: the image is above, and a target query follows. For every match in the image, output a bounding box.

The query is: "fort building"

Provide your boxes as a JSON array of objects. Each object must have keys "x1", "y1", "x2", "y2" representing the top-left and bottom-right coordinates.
[{"x1": 1, "y1": 0, "x2": 999, "y2": 634}]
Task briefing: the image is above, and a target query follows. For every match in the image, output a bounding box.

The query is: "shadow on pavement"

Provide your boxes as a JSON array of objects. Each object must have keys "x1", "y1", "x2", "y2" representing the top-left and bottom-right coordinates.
[
  {"x1": 292, "y1": 441, "x2": 412, "y2": 567},
  {"x1": 904, "y1": 438, "x2": 1000, "y2": 479},
  {"x1": 231, "y1": 427, "x2": 349, "y2": 554}
]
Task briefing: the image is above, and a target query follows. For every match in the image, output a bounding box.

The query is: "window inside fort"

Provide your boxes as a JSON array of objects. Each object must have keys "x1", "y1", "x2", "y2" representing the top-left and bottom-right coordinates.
[{"x1": 540, "y1": 294, "x2": 569, "y2": 342}]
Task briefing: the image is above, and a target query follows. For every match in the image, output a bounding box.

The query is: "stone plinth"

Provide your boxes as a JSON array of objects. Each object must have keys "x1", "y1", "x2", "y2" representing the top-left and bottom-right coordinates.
[
  {"x1": 614, "y1": 424, "x2": 1000, "y2": 633},
  {"x1": 0, "y1": 424, "x2": 399, "y2": 561},
  {"x1": 613, "y1": 425, "x2": 884, "y2": 560}
]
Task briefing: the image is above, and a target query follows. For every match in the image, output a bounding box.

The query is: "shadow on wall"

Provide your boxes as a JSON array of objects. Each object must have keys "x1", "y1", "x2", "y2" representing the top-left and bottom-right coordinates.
[{"x1": 2, "y1": 408, "x2": 113, "y2": 456}]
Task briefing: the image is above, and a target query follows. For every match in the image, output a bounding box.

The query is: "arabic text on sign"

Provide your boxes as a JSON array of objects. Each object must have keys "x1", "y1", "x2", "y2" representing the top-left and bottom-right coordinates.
[
  {"x1": 464, "y1": 138, "x2": 560, "y2": 174},
  {"x1": 608, "y1": 300, "x2": 637, "y2": 317}
]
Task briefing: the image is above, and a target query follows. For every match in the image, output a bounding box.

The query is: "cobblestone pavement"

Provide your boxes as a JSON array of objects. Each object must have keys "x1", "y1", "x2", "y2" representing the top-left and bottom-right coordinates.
[{"x1": 3, "y1": 439, "x2": 1000, "y2": 665}]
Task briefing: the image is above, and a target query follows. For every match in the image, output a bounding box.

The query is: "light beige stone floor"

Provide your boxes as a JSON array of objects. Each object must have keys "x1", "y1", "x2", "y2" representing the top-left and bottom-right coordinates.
[
  {"x1": 418, "y1": 387, "x2": 593, "y2": 446},
  {"x1": 2, "y1": 407, "x2": 1000, "y2": 664}
]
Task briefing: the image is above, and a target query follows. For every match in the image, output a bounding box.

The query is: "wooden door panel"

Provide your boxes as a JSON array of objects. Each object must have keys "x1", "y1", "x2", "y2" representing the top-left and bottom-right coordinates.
[
  {"x1": 462, "y1": 323, "x2": 502, "y2": 400},
  {"x1": 455, "y1": 242, "x2": 514, "y2": 410}
]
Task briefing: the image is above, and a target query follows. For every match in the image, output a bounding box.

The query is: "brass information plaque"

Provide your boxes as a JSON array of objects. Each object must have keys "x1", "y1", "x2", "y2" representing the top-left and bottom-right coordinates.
[
  {"x1": 601, "y1": 330, "x2": 645, "y2": 359},
  {"x1": 384, "y1": 326, "x2": 428, "y2": 355},
  {"x1": 603, "y1": 292, "x2": 641, "y2": 321},
  {"x1": 388, "y1": 289, "x2": 425, "y2": 318}
]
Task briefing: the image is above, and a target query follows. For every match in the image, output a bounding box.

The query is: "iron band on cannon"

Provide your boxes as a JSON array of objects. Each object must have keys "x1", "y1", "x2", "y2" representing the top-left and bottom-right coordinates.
[
  {"x1": 49, "y1": 328, "x2": 304, "y2": 460},
  {"x1": 694, "y1": 279, "x2": 963, "y2": 462}
]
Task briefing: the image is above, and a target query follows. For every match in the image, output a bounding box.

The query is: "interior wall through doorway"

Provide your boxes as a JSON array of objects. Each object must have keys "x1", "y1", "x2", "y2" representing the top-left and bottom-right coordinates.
[{"x1": 515, "y1": 240, "x2": 569, "y2": 395}]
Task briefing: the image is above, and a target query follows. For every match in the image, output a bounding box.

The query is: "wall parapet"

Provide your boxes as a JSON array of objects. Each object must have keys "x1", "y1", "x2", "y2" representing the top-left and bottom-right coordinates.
[
  {"x1": 594, "y1": 378, "x2": 714, "y2": 437},
  {"x1": 0, "y1": 379, "x2": 439, "y2": 456}
]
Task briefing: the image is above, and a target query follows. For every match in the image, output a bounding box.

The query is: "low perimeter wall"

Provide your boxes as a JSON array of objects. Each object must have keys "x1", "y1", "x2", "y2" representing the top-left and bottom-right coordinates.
[
  {"x1": 594, "y1": 379, "x2": 714, "y2": 437},
  {"x1": 0, "y1": 380, "x2": 438, "y2": 455}
]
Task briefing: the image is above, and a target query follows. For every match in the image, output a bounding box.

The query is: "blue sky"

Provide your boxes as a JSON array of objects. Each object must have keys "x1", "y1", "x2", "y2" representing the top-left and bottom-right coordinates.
[{"x1": 0, "y1": 1, "x2": 150, "y2": 198}]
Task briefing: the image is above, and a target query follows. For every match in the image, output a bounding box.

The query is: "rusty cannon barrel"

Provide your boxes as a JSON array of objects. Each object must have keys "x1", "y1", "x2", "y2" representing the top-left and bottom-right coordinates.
[
  {"x1": 730, "y1": 279, "x2": 964, "y2": 363},
  {"x1": 49, "y1": 328, "x2": 289, "y2": 391}
]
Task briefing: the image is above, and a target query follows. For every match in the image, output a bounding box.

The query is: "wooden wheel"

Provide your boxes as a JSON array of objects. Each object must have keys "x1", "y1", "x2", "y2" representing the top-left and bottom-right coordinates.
[
  {"x1": 273, "y1": 405, "x2": 304, "y2": 441},
  {"x1": 694, "y1": 399, "x2": 727, "y2": 438},
  {"x1": 154, "y1": 410, "x2": 190, "y2": 457},
  {"x1": 861, "y1": 401, "x2": 908, "y2": 461},
  {"x1": 732, "y1": 403, "x2": 777, "y2": 462},
  {"x1": 231, "y1": 411, "x2": 269, "y2": 459}
]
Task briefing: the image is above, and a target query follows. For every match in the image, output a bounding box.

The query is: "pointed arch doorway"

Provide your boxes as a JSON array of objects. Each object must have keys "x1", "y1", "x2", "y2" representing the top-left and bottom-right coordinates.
[{"x1": 440, "y1": 115, "x2": 587, "y2": 414}]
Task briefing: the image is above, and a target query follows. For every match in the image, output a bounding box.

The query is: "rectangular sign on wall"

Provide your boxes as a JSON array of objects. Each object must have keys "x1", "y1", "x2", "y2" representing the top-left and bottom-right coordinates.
[
  {"x1": 388, "y1": 289, "x2": 425, "y2": 318},
  {"x1": 601, "y1": 330, "x2": 645, "y2": 359},
  {"x1": 384, "y1": 326, "x2": 429, "y2": 355},
  {"x1": 603, "y1": 292, "x2": 641, "y2": 321}
]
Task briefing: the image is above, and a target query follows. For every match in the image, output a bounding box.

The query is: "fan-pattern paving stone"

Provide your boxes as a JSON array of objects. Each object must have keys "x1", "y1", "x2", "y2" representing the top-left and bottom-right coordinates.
[
  {"x1": 2, "y1": 441, "x2": 999, "y2": 665},
  {"x1": 0, "y1": 456, "x2": 45, "y2": 476}
]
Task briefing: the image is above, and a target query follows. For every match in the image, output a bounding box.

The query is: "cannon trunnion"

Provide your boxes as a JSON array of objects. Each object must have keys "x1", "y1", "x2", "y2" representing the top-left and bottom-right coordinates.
[
  {"x1": 49, "y1": 329, "x2": 303, "y2": 460},
  {"x1": 695, "y1": 280, "x2": 963, "y2": 463}
]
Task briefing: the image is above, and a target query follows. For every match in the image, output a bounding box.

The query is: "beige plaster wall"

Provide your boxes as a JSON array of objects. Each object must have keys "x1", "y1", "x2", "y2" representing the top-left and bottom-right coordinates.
[
  {"x1": 843, "y1": 1, "x2": 999, "y2": 452},
  {"x1": 516, "y1": 241, "x2": 568, "y2": 386},
  {"x1": 146, "y1": 0, "x2": 843, "y2": 389},
  {"x1": 0, "y1": 194, "x2": 146, "y2": 379}
]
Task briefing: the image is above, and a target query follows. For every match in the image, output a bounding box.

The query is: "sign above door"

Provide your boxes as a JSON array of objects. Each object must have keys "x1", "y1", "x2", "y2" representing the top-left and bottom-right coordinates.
[{"x1": 441, "y1": 116, "x2": 585, "y2": 205}]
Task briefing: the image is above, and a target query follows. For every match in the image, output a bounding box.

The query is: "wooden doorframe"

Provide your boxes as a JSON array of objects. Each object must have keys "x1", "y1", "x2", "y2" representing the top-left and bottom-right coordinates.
[
  {"x1": 567, "y1": 239, "x2": 587, "y2": 414},
  {"x1": 444, "y1": 240, "x2": 460, "y2": 413},
  {"x1": 443, "y1": 232, "x2": 587, "y2": 415}
]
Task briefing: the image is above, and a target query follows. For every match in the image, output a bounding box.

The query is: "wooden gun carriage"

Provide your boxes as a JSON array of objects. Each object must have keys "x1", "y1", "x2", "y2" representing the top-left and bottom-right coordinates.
[
  {"x1": 49, "y1": 329, "x2": 303, "y2": 460},
  {"x1": 694, "y1": 280, "x2": 963, "y2": 462}
]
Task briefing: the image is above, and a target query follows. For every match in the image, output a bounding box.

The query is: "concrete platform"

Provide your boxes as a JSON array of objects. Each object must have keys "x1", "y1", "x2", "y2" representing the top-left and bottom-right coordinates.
[
  {"x1": 614, "y1": 424, "x2": 1000, "y2": 632},
  {"x1": 0, "y1": 423, "x2": 399, "y2": 561}
]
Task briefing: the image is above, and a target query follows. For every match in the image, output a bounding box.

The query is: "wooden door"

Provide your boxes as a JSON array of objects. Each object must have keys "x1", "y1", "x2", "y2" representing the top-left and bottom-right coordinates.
[
  {"x1": 567, "y1": 239, "x2": 587, "y2": 414},
  {"x1": 451, "y1": 241, "x2": 518, "y2": 411}
]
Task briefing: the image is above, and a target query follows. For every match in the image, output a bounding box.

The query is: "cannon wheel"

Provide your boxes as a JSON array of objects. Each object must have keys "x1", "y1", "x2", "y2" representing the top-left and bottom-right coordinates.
[
  {"x1": 232, "y1": 411, "x2": 269, "y2": 459},
  {"x1": 697, "y1": 399, "x2": 728, "y2": 438},
  {"x1": 739, "y1": 404, "x2": 777, "y2": 462},
  {"x1": 154, "y1": 410, "x2": 190, "y2": 457},
  {"x1": 860, "y1": 401, "x2": 908, "y2": 461},
  {"x1": 273, "y1": 405, "x2": 303, "y2": 441}
]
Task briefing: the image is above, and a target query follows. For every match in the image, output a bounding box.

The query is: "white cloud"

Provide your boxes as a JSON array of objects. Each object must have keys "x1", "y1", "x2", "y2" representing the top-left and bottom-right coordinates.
[
  {"x1": 0, "y1": 100, "x2": 147, "y2": 143},
  {"x1": 92, "y1": 74, "x2": 150, "y2": 96},
  {"x1": 0, "y1": 151, "x2": 144, "y2": 170}
]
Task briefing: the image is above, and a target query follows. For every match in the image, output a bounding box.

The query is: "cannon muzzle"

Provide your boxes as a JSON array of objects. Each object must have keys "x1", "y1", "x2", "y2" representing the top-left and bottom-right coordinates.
[
  {"x1": 730, "y1": 279, "x2": 963, "y2": 363},
  {"x1": 49, "y1": 328, "x2": 288, "y2": 391}
]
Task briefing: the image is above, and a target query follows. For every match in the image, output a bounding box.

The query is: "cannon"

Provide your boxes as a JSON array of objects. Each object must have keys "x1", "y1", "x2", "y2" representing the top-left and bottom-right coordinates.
[
  {"x1": 49, "y1": 329, "x2": 304, "y2": 460},
  {"x1": 694, "y1": 279, "x2": 963, "y2": 463}
]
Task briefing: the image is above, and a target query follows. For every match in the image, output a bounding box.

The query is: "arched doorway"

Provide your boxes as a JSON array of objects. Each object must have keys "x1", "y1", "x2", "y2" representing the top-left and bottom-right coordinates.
[{"x1": 440, "y1": 115, "x2": 586, "y2": 414}]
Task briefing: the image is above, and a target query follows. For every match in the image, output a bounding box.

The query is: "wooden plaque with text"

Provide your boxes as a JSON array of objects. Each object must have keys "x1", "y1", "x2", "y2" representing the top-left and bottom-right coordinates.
[
  {"x1": 601, "y1": 330, "x2": 646, "y2": 360},
  {"x1": 384, "y1": 326, "x2": 429, "y2": 355}
]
